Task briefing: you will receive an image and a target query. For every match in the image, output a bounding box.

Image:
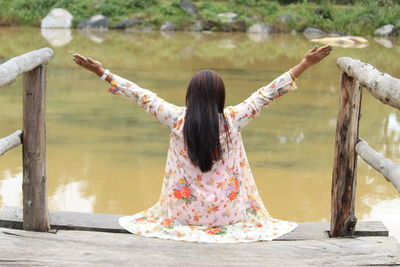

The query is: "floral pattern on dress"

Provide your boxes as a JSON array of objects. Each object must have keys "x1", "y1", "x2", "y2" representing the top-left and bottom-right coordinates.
[
  {"x1": 108, "y1": 72, "x2": 298, "y2": 243},
  {"x1": 173, "y1": 177, "x2": 197, "y2": 204},
  {"x1": 227, "y1": 177, "x2": 240, "y2": 201}
]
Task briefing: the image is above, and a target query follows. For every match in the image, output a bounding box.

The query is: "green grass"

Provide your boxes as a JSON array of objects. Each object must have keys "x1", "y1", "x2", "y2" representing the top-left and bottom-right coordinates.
[
  {"x1": 284, "y1": 0, "x2": 400, "y2": 35},
  {"x1": 0, "y1": 0, "x2": 398, "y2": 36}
]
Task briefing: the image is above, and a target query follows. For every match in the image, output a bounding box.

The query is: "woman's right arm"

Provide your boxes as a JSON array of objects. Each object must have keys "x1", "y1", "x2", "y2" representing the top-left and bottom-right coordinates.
[
  {"x1": 72, "y1": 53, "x2": 184, "y2": 129},
  {"x1": 106, "y1": 73, "x2": 184, "y2": 129},
  {"x1": 226, "y1": 44, "x2": 332, "y2": 131}
]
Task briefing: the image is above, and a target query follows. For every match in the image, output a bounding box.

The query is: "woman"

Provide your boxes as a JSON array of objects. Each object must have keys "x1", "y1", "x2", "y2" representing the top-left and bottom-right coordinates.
[{"x1": 73, "y1": 44, "x2": 332, "y2": 243}]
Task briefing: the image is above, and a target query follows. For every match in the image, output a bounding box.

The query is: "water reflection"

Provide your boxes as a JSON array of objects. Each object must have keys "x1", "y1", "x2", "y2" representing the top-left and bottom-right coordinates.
[
  {"x1": 218, "y1": 39, "x2": 236, "y2": 49},
  {"x1": 41, "y1": 28, "x2": 72, "y2": 47},
  {"x1": 387, "y1": 113, "x2": 400, "y2": 142},
  {"x1": 362, "y1": 197, "x2": 400, "y2": 242},
  {"x1": 310, "y1": 36, "x2": 369, "y2": 48},
  {"x1": 374, "y1": 37, "x2": 394, "y2": 49},
  {"x1": 247, "y1": 33, "x2": 270, "y2": 43},
  {"x1": 0, "y1": 170, "x2": 22, "y2": 208},
  {"x1": 0, "y1": 27, "x2": 399, "y2": 240},
  {"x1": 160, "y1": 31, "x2": 176, "y2": 39},
  {"x1": 381, "y1": 112, "x2": 400, "y2": 159},
  {"x1": 77, "y1": 29, "x2": 108, "y2": 43},
  {"x1": 49, "y1": 181, "x2": 95, "y2": 212},
  {"x1": 278, "y1": 132, "x2": 305, "y2": 144},
  {"x1": 0, "y1": 169, "x2": 95, "y2": 213}
]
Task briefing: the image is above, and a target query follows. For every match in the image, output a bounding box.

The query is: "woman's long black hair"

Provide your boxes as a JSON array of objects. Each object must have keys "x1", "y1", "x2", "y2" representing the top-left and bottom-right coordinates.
[{"x1": 183, "y1": 70, "x2": 230, "y2": 172}]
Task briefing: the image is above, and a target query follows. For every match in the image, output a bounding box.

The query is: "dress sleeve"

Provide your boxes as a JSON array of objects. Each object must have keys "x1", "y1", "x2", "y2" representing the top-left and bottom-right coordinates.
[
  {"x1": 107, "y1": 74, "x2": 184, "y2": 129},
  {"x1": 225, "y1": 71, "x2": 297, "y2": 131}
]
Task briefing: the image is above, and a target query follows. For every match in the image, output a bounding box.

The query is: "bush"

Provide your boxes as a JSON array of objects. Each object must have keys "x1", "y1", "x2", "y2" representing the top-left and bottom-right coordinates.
[
  {"x1": 0, "y1": 0, "x2": 160, "y2": 26},
  {"x1": 0, "y1": 0, "x2": 398, "y2": 35}
]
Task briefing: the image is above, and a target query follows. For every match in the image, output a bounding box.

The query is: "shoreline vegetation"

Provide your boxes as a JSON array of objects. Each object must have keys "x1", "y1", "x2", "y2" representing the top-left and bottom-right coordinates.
[{"x1": 0, "y1": 0, "x2": 399, "y2": 36}]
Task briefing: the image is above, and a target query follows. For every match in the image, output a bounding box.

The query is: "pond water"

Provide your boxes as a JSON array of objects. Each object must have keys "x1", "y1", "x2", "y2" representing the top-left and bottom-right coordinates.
[{"x1": 0, "y1": 27, "x2": 399, "y2": 240}]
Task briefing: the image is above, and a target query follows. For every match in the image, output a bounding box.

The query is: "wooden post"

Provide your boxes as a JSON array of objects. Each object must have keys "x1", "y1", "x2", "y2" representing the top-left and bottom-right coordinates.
[
  {"x1": 22, "y1": 65, "x2": 50, "y2": 232},
  {"x1": 330, "y1": 72, "x2": 362, "y2": 237}
]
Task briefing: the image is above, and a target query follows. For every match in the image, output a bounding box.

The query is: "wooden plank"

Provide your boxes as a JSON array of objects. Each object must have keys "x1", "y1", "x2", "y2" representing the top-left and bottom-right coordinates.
[
  {"x1": 355, "y1": 221, "x2": 389, "y2": 237},
  {"x1": 275, "y1": 221, "x2": 329, "y2": 240},
  {"x1": 0, "y1": 47, "x2": 54, "y2": 87},
  {"x1": 331, "y1": 72, "x2": 362, "y2": 237},
  {"x1": 0, "y1": 130, "x2": 22, "y2": 156},
  {"x1": 0, "y1": 206, "x2": 389, "y2": 239},
  {"x1": 0, "y1": 227, "x2": 399, "y2": 266},
  {"x1": 356, "y1": 139, "x2": 400, "y2": 192},
  {"x1": 0, "y1": 206, "x2": 127, "y2": 233},
  {"x1": 22, "y1": 65, "x2": 50, "y2": 232},
  {"x1": 337, "y1": 57, "x2": 400, "y2": 110}
]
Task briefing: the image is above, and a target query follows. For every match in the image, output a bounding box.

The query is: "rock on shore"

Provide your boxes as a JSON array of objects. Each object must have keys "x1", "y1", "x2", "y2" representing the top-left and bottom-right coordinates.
[
  {"x1": 160, "y1": 21, "x2": 177, "y2": 31},
  {"x1": 275, "y1": 14, "x2": 296, "y2": 33},
  {"x1": 217, "y1": 12, "x2": 238, "y2": 24},
  {"x1": 112, "y1": 18, "x2": 142, "y2": 29},
  {"x1": 191, "y1": 21, "x2": 203, "y2": 31},
  {"x1": 179, "y1": 0, "x2": 198, "y2": 15},
  {"x1": 374, "y1": 24, "x2": 397, "y2": 36},
  {"x1": 77, "y1": 15, "x2": 108, "y2": 29},
  {"x1": 41, "y1": 8, "x2": 73, "y2": 28},
  {"x1": 303, "y1": 27, "x2": 326, "y2": 38},
  {"x1": 247, "y1": 23, "x2": 273, "y2": 34}
]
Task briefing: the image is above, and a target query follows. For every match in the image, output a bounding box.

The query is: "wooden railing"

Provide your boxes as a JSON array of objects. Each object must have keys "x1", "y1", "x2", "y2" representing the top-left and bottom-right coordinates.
[
  {"x1": 331, "y1": 57, "x2": 400, "y2": 237},
  {"x1": 0, "y1": 48, "x2": 54, "y2": 232}
]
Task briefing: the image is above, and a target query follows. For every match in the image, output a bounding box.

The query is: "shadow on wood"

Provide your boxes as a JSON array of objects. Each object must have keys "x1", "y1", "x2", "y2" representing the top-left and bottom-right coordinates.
[{"x1": 0, "y1": 206, "x2": 389, "y2": 240}]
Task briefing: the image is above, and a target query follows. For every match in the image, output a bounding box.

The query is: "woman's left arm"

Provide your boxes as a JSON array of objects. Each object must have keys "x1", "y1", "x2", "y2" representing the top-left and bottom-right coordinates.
[
  {"x1": 72, "y1": 53, "x2": 184, "y2": 129},
  {"x1": 225, "y1": 44, "x2": 333, "y2": 131}
]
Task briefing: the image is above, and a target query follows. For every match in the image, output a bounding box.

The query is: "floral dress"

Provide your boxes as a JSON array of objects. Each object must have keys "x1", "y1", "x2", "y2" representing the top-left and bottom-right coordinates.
[{"x1": 107, "y1": 71, "x2": 298, "y2": 243}]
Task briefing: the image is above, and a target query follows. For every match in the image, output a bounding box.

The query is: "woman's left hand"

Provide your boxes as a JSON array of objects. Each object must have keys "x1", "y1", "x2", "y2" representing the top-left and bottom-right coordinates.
[
  {"x1": 72, "y1": 53, "x2": 105, "y2": 77},
  {"x1": 303, "y1": 44, "x2": 333, "y2": 67}
]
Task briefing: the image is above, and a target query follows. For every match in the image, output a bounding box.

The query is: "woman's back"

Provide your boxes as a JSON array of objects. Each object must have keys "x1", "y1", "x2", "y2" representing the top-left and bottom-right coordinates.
[{"x1": 167, "y1": 107, "x2": 247, "y2": 225}]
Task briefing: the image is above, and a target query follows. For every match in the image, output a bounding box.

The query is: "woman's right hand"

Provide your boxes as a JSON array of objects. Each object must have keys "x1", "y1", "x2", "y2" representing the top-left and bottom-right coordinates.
[
  {"x1": 72, "y1": 53, "x2": 105, "y2": 77},
  {"x1": 303, "y1": 44, "x2": 333, "y2": 67}
]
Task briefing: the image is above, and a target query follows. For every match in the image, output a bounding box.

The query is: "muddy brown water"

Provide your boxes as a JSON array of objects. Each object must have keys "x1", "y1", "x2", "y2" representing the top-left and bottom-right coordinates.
[{"x1": 0, "y1": 27, "x2": 399, "y2": 240}]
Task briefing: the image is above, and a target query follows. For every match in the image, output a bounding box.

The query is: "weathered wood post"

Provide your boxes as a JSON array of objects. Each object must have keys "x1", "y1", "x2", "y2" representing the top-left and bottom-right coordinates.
[
  {"x1": 22, "y1": 65, "x2": 50, "y2": 231},
  {"x1": 0, "y1": 47, "x2": 53, "y2": 231},
  {"x1": 330, "y1": 72, "x2": 362, "y2": 237}
]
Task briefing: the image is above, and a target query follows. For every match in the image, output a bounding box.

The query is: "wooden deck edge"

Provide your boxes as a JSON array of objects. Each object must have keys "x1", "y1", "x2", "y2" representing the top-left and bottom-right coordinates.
[
  {"x1": 1, "y1": 227, "x2": 399, "y2": 266},
  {"x1": 0, "y1": 206, "x2": 389, "y2": 240}
]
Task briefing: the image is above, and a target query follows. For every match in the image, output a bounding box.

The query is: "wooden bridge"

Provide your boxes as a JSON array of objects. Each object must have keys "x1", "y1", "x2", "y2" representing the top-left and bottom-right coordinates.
[{"x1": 0, "y1": 48, "x2": 399, "y2": 266}]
